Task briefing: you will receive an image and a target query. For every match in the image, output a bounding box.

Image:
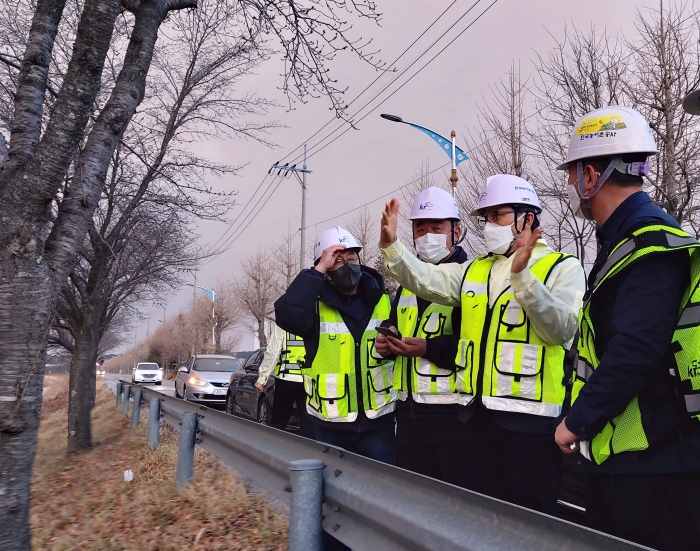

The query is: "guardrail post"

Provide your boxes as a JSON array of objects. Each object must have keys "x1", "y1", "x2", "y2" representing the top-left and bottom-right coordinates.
[
  {"x1": 176, "y1": 412, "x2": 198, "y2": 488},
  {"x1": 116, "y1": 381, "x2": 123, "y2": 406},
  {"x1": 148, "y1": 398, "x2": 161, "y2": 449},
  {"x1": 131, "y1": 388, "x2": 142, "y2": 427},
  {"x1": 121, "y1": 384, "x2": 131, "y2": 416},
  {"x1": 289, "y1": 459, "x2": 325, "y2": 551}
]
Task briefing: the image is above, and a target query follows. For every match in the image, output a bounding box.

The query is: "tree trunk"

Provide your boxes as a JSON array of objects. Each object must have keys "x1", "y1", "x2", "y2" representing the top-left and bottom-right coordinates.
[
  {"x1": 257, "y1": 318, "x2": 267, "y2": 347},
  {"x1": 67, "y1": 305, "x2": 100, "y2": 453},
  {"x1": 0, "y1": 258, "x2": 53, "y2": 551}
]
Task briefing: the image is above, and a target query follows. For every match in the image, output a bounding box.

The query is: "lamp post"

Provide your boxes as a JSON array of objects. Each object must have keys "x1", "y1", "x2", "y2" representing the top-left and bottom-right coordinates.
[
  {"x1": 186, "y1": 284, "x2": 220, "y2": 353},
  {"x1": 380, "y1": 114, "x2": 469, "y2": 196}
]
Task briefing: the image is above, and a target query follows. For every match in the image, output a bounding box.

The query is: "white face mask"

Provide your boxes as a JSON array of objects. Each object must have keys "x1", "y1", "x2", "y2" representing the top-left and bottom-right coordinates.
[
  {"x1": 414, "y1": 232, "x2": 452, "y2": 264},
  {"x1": 567, "y1": 184, "x2": 587, "y2": 220},
  {"x1": 483, "y1": 215, "x2": 523, "y2": 255}
]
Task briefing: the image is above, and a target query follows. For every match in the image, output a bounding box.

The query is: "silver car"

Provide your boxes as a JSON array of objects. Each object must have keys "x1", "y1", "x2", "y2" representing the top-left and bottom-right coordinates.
[{"x1": 174, "y1": 354, "x2": 242, "y2": 405}]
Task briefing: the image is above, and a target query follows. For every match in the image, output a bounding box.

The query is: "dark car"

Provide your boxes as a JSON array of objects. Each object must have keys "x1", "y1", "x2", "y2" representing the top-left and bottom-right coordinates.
[{"x1": 226, "y1": 347, "x2": 300, "y2": 430}]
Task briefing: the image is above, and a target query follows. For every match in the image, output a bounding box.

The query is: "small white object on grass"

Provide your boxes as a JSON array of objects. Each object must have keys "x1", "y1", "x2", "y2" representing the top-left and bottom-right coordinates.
[{"x1": 124, "y1": 469, "x2": 134, "y2": 482}]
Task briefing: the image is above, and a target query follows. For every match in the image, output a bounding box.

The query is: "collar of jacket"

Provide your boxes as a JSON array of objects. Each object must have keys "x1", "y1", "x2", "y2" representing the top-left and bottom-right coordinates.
[{"x1": 319, "y1": 264, "x2": 386, "y2": 314}]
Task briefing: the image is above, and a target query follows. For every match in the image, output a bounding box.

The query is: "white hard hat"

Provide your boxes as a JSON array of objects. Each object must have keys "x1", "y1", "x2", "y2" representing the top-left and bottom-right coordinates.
[
  {"x1": 470, "y1": 174, "x2": 541, "y2": 216},
  {"x1": 557, "y1": 106, "x2": 658, "y2": 170},
  {"x1": 313, "y1": 226, "x2": 362, "y2": 264},
  {"x1": 409, "y1": 186, "x2": 460, "y2": 220},
  {"x1": 683, "y1": 89, "x2": 700, "y2": 116}
]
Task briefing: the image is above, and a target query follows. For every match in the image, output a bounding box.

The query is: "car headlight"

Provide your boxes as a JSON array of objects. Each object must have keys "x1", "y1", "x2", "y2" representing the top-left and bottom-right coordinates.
[{"x1": 188, "y1": 376, "x2": 208, "y2": 387}]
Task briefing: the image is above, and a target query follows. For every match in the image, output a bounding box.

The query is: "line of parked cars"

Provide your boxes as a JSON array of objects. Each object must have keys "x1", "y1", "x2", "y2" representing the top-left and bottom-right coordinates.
[{"x1": 170, "y1": 349, "x2": 296, "y2": 428}]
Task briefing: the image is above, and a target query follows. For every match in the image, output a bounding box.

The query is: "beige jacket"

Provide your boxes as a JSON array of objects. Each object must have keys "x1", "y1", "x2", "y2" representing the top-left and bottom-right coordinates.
[
  {"x1": 257, "y1": 324, "x2": 303, "y2": 385},
  {"x1": 380, "y1": 239, "x2": 586, "y2": 347}
]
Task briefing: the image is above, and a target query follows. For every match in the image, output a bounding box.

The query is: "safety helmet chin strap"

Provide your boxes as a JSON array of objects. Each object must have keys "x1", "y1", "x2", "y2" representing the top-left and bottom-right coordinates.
[
  {"x1": 502, "y1": 208, "x2": 528, "y2": 257},
  {"x1": 576, "y1": 156, "x2": 621, "y2": 219}
]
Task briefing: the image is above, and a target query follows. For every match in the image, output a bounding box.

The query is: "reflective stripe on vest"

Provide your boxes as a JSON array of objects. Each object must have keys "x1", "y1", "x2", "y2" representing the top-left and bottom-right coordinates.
[
  {"x1": 394, "y1": 288, "x2": 459, "y2": 404},
  {"x1": 275, "y1": 332, "x2": 306, "y2": 378},
  {"x1": 456, "y1": 252, "x2": 571, "y2": 417},
  {"x1": 306, "y1": 295, "x2": 397, "y2": 422},
  {"x1": 571, "y1": 225, "x2": 700, "y2": 465}
]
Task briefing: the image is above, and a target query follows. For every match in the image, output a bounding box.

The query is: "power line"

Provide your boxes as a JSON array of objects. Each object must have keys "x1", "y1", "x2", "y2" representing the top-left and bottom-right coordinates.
[
  {"x1": 203, "y1": 3, "x2": 465, "y2": 259},
  {"x1": 204, "y1": 172, "x2": 273, "y2": 254},
  {"x1": 285, "y1": 0, "x2": 490, "y2": 167},
  {"x1": 305, "y1": 0, "x2": 500, "y2": 162},
  {"x1": 278, "y1": 0, "x2": 462, "y2": 165},
  {"x1": 200, "y1": 173, "x2": 287, "y2": 265},
  {"x1": 202, "y1": 1, "x2": 489, "y2": 262},
  {"x1": 308, "y1": 161, "x2": 452, "y2": 228}
]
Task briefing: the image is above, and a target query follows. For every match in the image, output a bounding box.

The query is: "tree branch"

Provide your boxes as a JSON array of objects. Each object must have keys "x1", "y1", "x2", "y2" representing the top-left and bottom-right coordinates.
[{"x1": 6, "y1": 0, "x2": 66, "y2": 166}]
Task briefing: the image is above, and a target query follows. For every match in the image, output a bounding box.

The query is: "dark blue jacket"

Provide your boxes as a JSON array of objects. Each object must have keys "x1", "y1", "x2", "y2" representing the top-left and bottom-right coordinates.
[
  {"x1": 274, "y1": 265, "x2": 394, "y2": 433},
  {"x1": 566, "y1": 191, "x2": 700, "y2": 473}
]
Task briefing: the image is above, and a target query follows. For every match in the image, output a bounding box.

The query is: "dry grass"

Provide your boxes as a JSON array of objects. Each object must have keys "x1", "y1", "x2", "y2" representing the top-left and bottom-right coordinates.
[
  {"x1": 31, "y1": 382, "x2": 287, "y2": 550},
  {"x1": 42, "y1": 374, "x2": 69, "y2": 403}
]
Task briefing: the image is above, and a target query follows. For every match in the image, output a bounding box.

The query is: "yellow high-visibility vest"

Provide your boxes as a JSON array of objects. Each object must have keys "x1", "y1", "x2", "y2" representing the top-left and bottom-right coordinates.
[
  {"x1": 455, "y1": 252, "x2": 572, "y2": 417},
  {"x1": 571, "y1": 224, "x2": 700, "y2": 464},
  {"x1": 305, "y1": 295, "x2": 397, "y2": 422},
  {"x1": 394, "y1": 288, "x2": 460, "y2": 404},
  {"x1": 274, "y1": 332, "x2": 305, "y2": 377}
]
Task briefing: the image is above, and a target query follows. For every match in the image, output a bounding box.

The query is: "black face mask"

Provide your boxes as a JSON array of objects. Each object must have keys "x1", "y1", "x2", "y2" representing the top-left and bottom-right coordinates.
[{"x1": 327, "y1": 263, "x2": 362, "y2": 292}]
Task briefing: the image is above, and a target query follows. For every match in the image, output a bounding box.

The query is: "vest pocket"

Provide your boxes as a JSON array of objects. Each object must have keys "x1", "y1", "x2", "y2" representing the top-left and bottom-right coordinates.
[
  {"x1": 315, "y1": 373, "x2": 350, "y2": 419},
  {"x1": 496, "y1": 301, "x2": 529, "y2": 343},
  {"x1": 492, "y1": 342, "x2": 544, "y2": 400},
  {"x1": 413, "y1": 357, "x2": 453, "y2": 395},
  {"x1": 453, "y1": 338, "x2": 475, "y2": 395},
  {"x1": 366, "y1": 338, "x2": 386, "y2": 367},
  {"x1": 366, "y1": 363, "x2": 395, "y2": 410}
]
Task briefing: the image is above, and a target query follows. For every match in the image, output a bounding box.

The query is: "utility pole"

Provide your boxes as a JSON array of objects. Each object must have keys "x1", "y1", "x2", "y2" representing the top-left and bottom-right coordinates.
[
  {"x1": 301, "y1": 145, "x2": 308, "y2": 269},
  {"x1": 211, "y1": 289, "x2": 217, "y2": 353},
  {"x1": 270, "y1": 145, "x2": 312, "y2": 270}
]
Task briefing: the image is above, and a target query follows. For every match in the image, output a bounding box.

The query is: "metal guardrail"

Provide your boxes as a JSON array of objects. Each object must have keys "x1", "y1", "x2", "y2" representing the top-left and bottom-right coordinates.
[{"x1": 114, "y1": 381, "x2": 649, "y2": 551}]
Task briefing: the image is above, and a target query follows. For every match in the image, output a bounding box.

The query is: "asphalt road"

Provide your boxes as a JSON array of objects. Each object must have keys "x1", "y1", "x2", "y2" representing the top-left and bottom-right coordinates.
[{"x1": 103, "y1": 372, "x2": 176, "y2": 397}]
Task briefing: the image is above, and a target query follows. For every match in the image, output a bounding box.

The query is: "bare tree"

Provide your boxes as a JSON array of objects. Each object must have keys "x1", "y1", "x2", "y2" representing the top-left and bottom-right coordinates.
[
  {"x1": 274, "y1": 223, "x2": 301, "y2": 291},
  {"x1": 345, "y1": 204, "x2": 378, "y2": 264},
  {"x1": 531, "y1": 25, "x2": 629, "y2": 265},
  {"x1": 624, "y1": 1, "x2": 700, "y2": 232},
  {"x1": 235, "y1": 250, "x2": 279, "y2": 347},
  {"x1": 0, "y1": 0, "x2": 387, "y2": 545}
]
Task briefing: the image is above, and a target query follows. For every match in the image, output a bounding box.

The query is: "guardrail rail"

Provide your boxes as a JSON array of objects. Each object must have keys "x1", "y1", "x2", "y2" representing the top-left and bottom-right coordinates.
[{"x1": 112, "y1": 380, "x2": 649, "y2": 551}]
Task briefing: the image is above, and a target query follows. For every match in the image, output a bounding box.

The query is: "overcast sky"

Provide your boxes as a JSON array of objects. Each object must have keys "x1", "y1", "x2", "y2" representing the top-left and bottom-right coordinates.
[{"x1": 132, "y1": 0, "x2": 650, "y2": 351}]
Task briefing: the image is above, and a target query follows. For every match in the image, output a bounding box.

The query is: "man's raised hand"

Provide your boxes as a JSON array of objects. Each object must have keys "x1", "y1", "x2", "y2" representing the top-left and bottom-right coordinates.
[
  {"x1": 380, "y1": 198, "x2": 400, "y2": 247},
  {"x1": 511, "y1": 227, "x2": 542, "y2": 274}
]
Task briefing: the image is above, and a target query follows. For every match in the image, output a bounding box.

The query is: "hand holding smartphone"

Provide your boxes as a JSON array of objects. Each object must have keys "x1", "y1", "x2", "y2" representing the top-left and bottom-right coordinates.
[{"x1": 377, "y1": 326, "x2": 402, "y2": 341}]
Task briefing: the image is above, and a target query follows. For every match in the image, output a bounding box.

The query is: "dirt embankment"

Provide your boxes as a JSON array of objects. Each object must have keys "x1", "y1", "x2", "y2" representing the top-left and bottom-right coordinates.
[{"x1": 31, "y1": 381, "x2": 287, "y2": 550}]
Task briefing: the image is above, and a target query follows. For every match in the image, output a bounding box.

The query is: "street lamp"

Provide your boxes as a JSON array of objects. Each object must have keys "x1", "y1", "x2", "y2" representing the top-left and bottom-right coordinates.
[
  {"x1": 380, "y1": 114, "x2": 469, "y2": 196},
  {"x1": 186, "y1": 284, "x2": 220, "y2": 353}
]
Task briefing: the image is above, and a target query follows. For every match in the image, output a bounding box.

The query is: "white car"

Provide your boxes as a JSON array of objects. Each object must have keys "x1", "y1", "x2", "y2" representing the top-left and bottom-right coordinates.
[{"x1": 132, "y1": 362, "x2": 163, "y2": 385}]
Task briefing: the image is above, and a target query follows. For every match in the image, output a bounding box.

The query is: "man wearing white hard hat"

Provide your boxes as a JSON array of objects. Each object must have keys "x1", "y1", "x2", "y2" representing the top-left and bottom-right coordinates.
[
  {"x1": 553, "y1": 106, "x2": 700, "y2": 550},
  {"x1": 374, "y1": 186, "x2": 470, "y2": 486},
  {"x1": 378, "y1": 175, "x2": 585, "y2": 514},
  {"x1": 275, "y1": 226, "x2": 397, "y2": 463}
]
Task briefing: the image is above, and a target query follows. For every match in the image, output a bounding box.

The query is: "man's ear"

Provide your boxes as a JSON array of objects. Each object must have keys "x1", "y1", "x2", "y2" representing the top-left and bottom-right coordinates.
[
  {"x1": 582, "y1": 163, "x2": 600, "y2": 195},
  {"x1": 524, "y1": 212, "x2": 535, "y2": 230}
]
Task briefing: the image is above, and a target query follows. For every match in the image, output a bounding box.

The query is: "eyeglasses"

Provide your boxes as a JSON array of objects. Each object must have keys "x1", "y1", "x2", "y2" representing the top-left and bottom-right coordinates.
[
  {"x1": 332, "y1": 253, "x2": 360, "y2": 267},
  {"x1": 477, "y1": 209, "x2": 515, "y2": 228}
]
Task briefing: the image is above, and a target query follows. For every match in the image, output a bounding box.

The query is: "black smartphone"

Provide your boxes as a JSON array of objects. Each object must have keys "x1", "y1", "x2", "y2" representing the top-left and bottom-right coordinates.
[{"x1": 376, "y1": 327, "x2": 402, "y2": 341}]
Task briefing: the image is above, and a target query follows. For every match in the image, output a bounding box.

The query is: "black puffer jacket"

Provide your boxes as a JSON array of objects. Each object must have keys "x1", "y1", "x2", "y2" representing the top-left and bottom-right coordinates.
[{"x1": 274, "y1": 265, "x2": 394, "y2": 432}]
